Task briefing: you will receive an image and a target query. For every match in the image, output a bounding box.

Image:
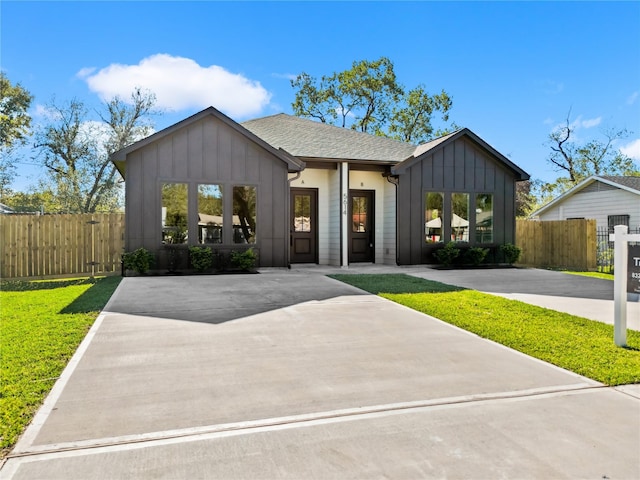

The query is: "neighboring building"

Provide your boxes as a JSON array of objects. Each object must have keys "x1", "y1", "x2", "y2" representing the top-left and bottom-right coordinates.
[
  {"x1": 0, "y1": 203, "x2": 15, "y2": 214},
  {"x1": 530, "y1": 176, "x2": 640, "y2": 232},
  {"x1": 111, "y1": 107, "x2": 529, "y2": 269}
]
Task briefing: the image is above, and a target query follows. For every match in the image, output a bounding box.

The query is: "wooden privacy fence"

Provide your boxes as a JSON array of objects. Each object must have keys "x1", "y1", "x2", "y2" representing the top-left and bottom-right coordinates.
[
  {"x1": 1, "y1": 213, "x2": 125, "y2": 279},
  {"x1": 516, "y1": 218, "x2": 597, "y2": 271}
]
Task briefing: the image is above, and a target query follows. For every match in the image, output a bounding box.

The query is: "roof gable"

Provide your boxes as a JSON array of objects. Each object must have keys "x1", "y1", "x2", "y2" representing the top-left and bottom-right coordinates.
[
  {"x1": 392, "y1": 128, "x2": 529, "y2": 180},
  {"x1": 530, "y1": 175, "x2": 640, "y2": 217},
  {"x1": 110, "y1": 107, "x2": 304, "y2": 178},
  {"x1": 242, "y1": 113, "x2": 416, "y2": 163}
]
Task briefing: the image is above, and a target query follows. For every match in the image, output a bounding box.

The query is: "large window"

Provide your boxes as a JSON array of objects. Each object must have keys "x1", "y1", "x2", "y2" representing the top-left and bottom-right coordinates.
[
  {"x1": 475, "y1": 194, "x2": 493, "y2": 243},
  {"x1": 233, "y1": 186, "x2": 257, "y2": 244},
  {"x1": 198, "y1": 184, "x2": 223, "y2": 244},
  {"x1": 451, "y1": 193, "x2": 469, "y2": 242},
  {"x1": 425, "y1": 192, "x2": 443, "y2": 243},
  {"x1": 161, "y1": 183, "x2": 188, "y2": 244}
]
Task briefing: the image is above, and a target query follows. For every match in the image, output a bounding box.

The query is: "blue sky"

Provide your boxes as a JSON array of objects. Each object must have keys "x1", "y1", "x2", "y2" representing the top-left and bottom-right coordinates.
[{"x1": 2, "y1": 1, "x2": 639, "y2": 191}]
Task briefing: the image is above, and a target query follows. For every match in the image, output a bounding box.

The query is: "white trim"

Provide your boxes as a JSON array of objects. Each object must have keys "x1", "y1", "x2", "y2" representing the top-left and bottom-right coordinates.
[{"x1": 340, "y1": 163, "x2": 349, "y2": 267}]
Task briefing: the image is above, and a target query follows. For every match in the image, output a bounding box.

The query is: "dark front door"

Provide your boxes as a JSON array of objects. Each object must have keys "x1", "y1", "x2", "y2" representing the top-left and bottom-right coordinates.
[
  {"x1": 349, "y1": 190, "x2": 374, "y2": 263},
  {"x1": 290, "y1": 188, "x2": 318, "y2": 263}
]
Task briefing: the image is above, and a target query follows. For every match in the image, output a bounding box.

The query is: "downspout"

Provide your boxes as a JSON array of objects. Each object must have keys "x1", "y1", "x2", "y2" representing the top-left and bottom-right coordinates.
[
  {"x1": 286, "y1": 171, "x2": 302, "y2": 269},
  {"x1": 384, "y1": 172, "x2": 400, "y2": 265}
]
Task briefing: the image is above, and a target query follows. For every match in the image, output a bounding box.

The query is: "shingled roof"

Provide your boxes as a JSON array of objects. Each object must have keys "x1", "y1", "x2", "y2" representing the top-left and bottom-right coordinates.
[
  {"x1": 242, "y1": 113, "x2": 416, "y2": 163},
  {"x1": 600, "y1": 175, "x2": 640, "y2": 192}
]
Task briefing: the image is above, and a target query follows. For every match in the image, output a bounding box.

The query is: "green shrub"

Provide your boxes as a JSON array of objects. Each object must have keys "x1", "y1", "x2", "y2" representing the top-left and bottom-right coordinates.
[
  {"x1": 433, "y1": 242, "x2": 460, "y2": 266},
  {"x1": 122, "y1": 247, "x2": 155, "y2": 275},
  {"x1": 465, "y1": 247, "x2": 489, "y2": 266},
  {"x1": 189, "y1": 246, "x2": 214, "y2": 272},
  {"x1": 500, "y1": 243, "x2": 522, "y2": 264},
  {"x1": 230, "y1": 248, "x2": 257, "y2": 270}
]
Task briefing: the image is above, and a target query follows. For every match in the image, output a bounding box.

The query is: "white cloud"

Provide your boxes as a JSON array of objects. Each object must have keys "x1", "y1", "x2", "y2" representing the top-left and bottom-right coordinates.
[
  {"x1": 77, "y1": 54, "x2": 272, "y2": 118},
  {"x1": 627, "y1": 91, "x2": 638, "y2": 105},
  {"x1": 32, "y1": 103, "x2": 62, "y2": 121},
  {"x1": 620, "y1": 138, "x2": 640, "y2": 160},
  {"x1": 551, "y1": 115, "x2": 601, "y2": 134},
  {"x1": 76, "y1": 67, "x2": 97, "y2": 78},
  {"x1": 579, "y1": 116, "x2": 601, "y2": 128}
]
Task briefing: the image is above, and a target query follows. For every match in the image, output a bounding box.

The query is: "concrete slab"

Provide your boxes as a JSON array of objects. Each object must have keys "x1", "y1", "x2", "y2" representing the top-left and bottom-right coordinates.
[
  {"x1": 490, "y1": 292, "x2": 640, "y2": 330},
  {"x1": 16, "y1": 280, "x2": 597, "y2": 446},
  {"x1": 2, "y1": 269, "x2": 638, "y2": 479},
  {"x1": 4, "y1": 389, "x2": 638, "y2": 480},
  {"x1": 409, "y1": 267, "x2": 640, "y2": 330}
]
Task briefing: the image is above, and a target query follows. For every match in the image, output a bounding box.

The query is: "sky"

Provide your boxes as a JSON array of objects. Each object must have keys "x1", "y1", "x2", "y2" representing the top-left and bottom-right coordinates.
[{"x1": 2, "y1": 0, "x2": 640, "y2": 191}]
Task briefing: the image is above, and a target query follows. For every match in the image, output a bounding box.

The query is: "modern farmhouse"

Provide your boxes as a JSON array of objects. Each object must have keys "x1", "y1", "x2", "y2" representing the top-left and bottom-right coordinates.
[{"x1": 110, "y1": 107, "x2": 529, "y2": 269}]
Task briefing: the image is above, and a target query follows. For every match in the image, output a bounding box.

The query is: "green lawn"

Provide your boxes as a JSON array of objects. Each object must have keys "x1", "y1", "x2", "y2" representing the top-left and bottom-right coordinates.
[
  {"x1": 330, "y1": 274, "x2": 640, "y2": 386},
  {"x1": 0, "y1": 276, "x2": 121, "y2": 458},
  {"x1": 562, "y1": 270, "x2": 614, "y2": 281}
]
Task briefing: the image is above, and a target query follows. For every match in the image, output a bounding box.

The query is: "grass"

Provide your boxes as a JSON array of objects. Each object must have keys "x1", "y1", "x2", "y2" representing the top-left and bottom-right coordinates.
[
  {"x1": 329, "y1": 274, "x2": 640, "y2": 386},
  {"x1": 0, "y1": 276, "x2": 121, "y2": 458},
  {"x1": 561, "y1": 270, "x2": 614, "y2": 281}
]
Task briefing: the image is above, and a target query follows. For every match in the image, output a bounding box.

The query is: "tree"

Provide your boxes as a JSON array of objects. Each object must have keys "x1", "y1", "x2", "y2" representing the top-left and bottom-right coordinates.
[
  {"x1": 1, "y1": 189, "x2": 58, "y2": 213},
  {"x1": 291, "y1": 57, "x2": 453, "y2": 143},
  {"x1": 35, "y1": 88, "x2": 156, "y2": 213},
  {"x1": 546, "y1": 111, "x2": 638, "y2": 185},
  {"x1": 388, "y1": 85, "x2": 453, "y2": 142},
  {"x1": 0, "y1": 154, "x2": 17, "y2": 200},
  {"x1": 0, "y1": 73, "x2": 33, "y2": 196},
  {"x1": 0, "y1": 72, "x2": 33, "y2": 149}
]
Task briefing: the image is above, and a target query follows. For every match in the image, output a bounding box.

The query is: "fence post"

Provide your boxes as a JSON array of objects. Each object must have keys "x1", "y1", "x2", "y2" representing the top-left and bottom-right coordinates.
[{"x1": 613, "y1": 225, "x2": 628, "y2": 347}]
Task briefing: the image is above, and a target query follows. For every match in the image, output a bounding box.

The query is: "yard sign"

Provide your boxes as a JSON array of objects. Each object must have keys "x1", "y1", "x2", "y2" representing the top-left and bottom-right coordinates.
[
  {"x1": 628, "y1": 245, "x2": 640, "y2": 294},
  {"x1": 611, "y1": 225, "x2": 640, "y2": 347}
]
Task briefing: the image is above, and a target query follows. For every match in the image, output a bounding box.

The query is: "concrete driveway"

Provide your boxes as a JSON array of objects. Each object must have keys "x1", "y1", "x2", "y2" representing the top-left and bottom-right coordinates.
[
  {"x1": 2, "y1": 268, "x2": 639, "y2": 479},
  {"x1": 410, "y1": 266, "x2": 640, "y2": 331}
]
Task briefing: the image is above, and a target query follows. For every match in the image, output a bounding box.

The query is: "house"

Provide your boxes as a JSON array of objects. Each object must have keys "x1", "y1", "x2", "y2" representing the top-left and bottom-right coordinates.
[
  {"x1": 110, "y1": 107, "x2": 529, "y2": 270},
  {"x1": 0, "y1": 203, "x2": 15, "y2": 214},
  {"x1": 530, "y1": 176, "x2": 640, "y2": 232}
]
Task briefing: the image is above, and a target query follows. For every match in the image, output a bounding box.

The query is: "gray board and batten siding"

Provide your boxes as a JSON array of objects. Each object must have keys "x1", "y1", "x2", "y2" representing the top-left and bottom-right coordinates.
[
  {"x1": 112, "y1": 108, "x2": 303, "y2": 268},
  {"x1": 393, "y1": 129, "x2": 529, "y2": 265}
]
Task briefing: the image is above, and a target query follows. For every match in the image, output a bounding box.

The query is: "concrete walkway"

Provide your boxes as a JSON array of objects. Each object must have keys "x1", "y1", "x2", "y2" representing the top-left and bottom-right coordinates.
[
  {"x1": 408, "y1": 266, "x2": 640, "y2": 331},
  {"x1": 1, "y1": 268, "x2": 639, "y2": 479}
]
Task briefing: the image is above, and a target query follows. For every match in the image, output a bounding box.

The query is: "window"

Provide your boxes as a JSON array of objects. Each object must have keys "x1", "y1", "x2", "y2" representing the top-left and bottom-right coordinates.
[
  {"x1": 198, "y1": 184, "x2": 223, "y2": 244},
  {"x1": 425, "y1": 192, "x2": 443, "y2": 243},
  {"x1": 352, "y1": 196, "x2": 368, "y2": 233},
  {"x1": 233, "y1": 186, "x2": 256, "y2": 244},
  {"x1": 161, "y1": 183, "x2": 188, "y2": 244},
  {"x1": 451, "y1": 193, "x2": 469, "y2": 242},
  {"x1": 608, "y1": 214, "x2": 630, "y2": 232},
  {"x1": 475, "y1": 194, "x2": 493, "y2": 243},
  {"x1": 294, "y1": 193, "x2": 311, "y2": 232}
]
